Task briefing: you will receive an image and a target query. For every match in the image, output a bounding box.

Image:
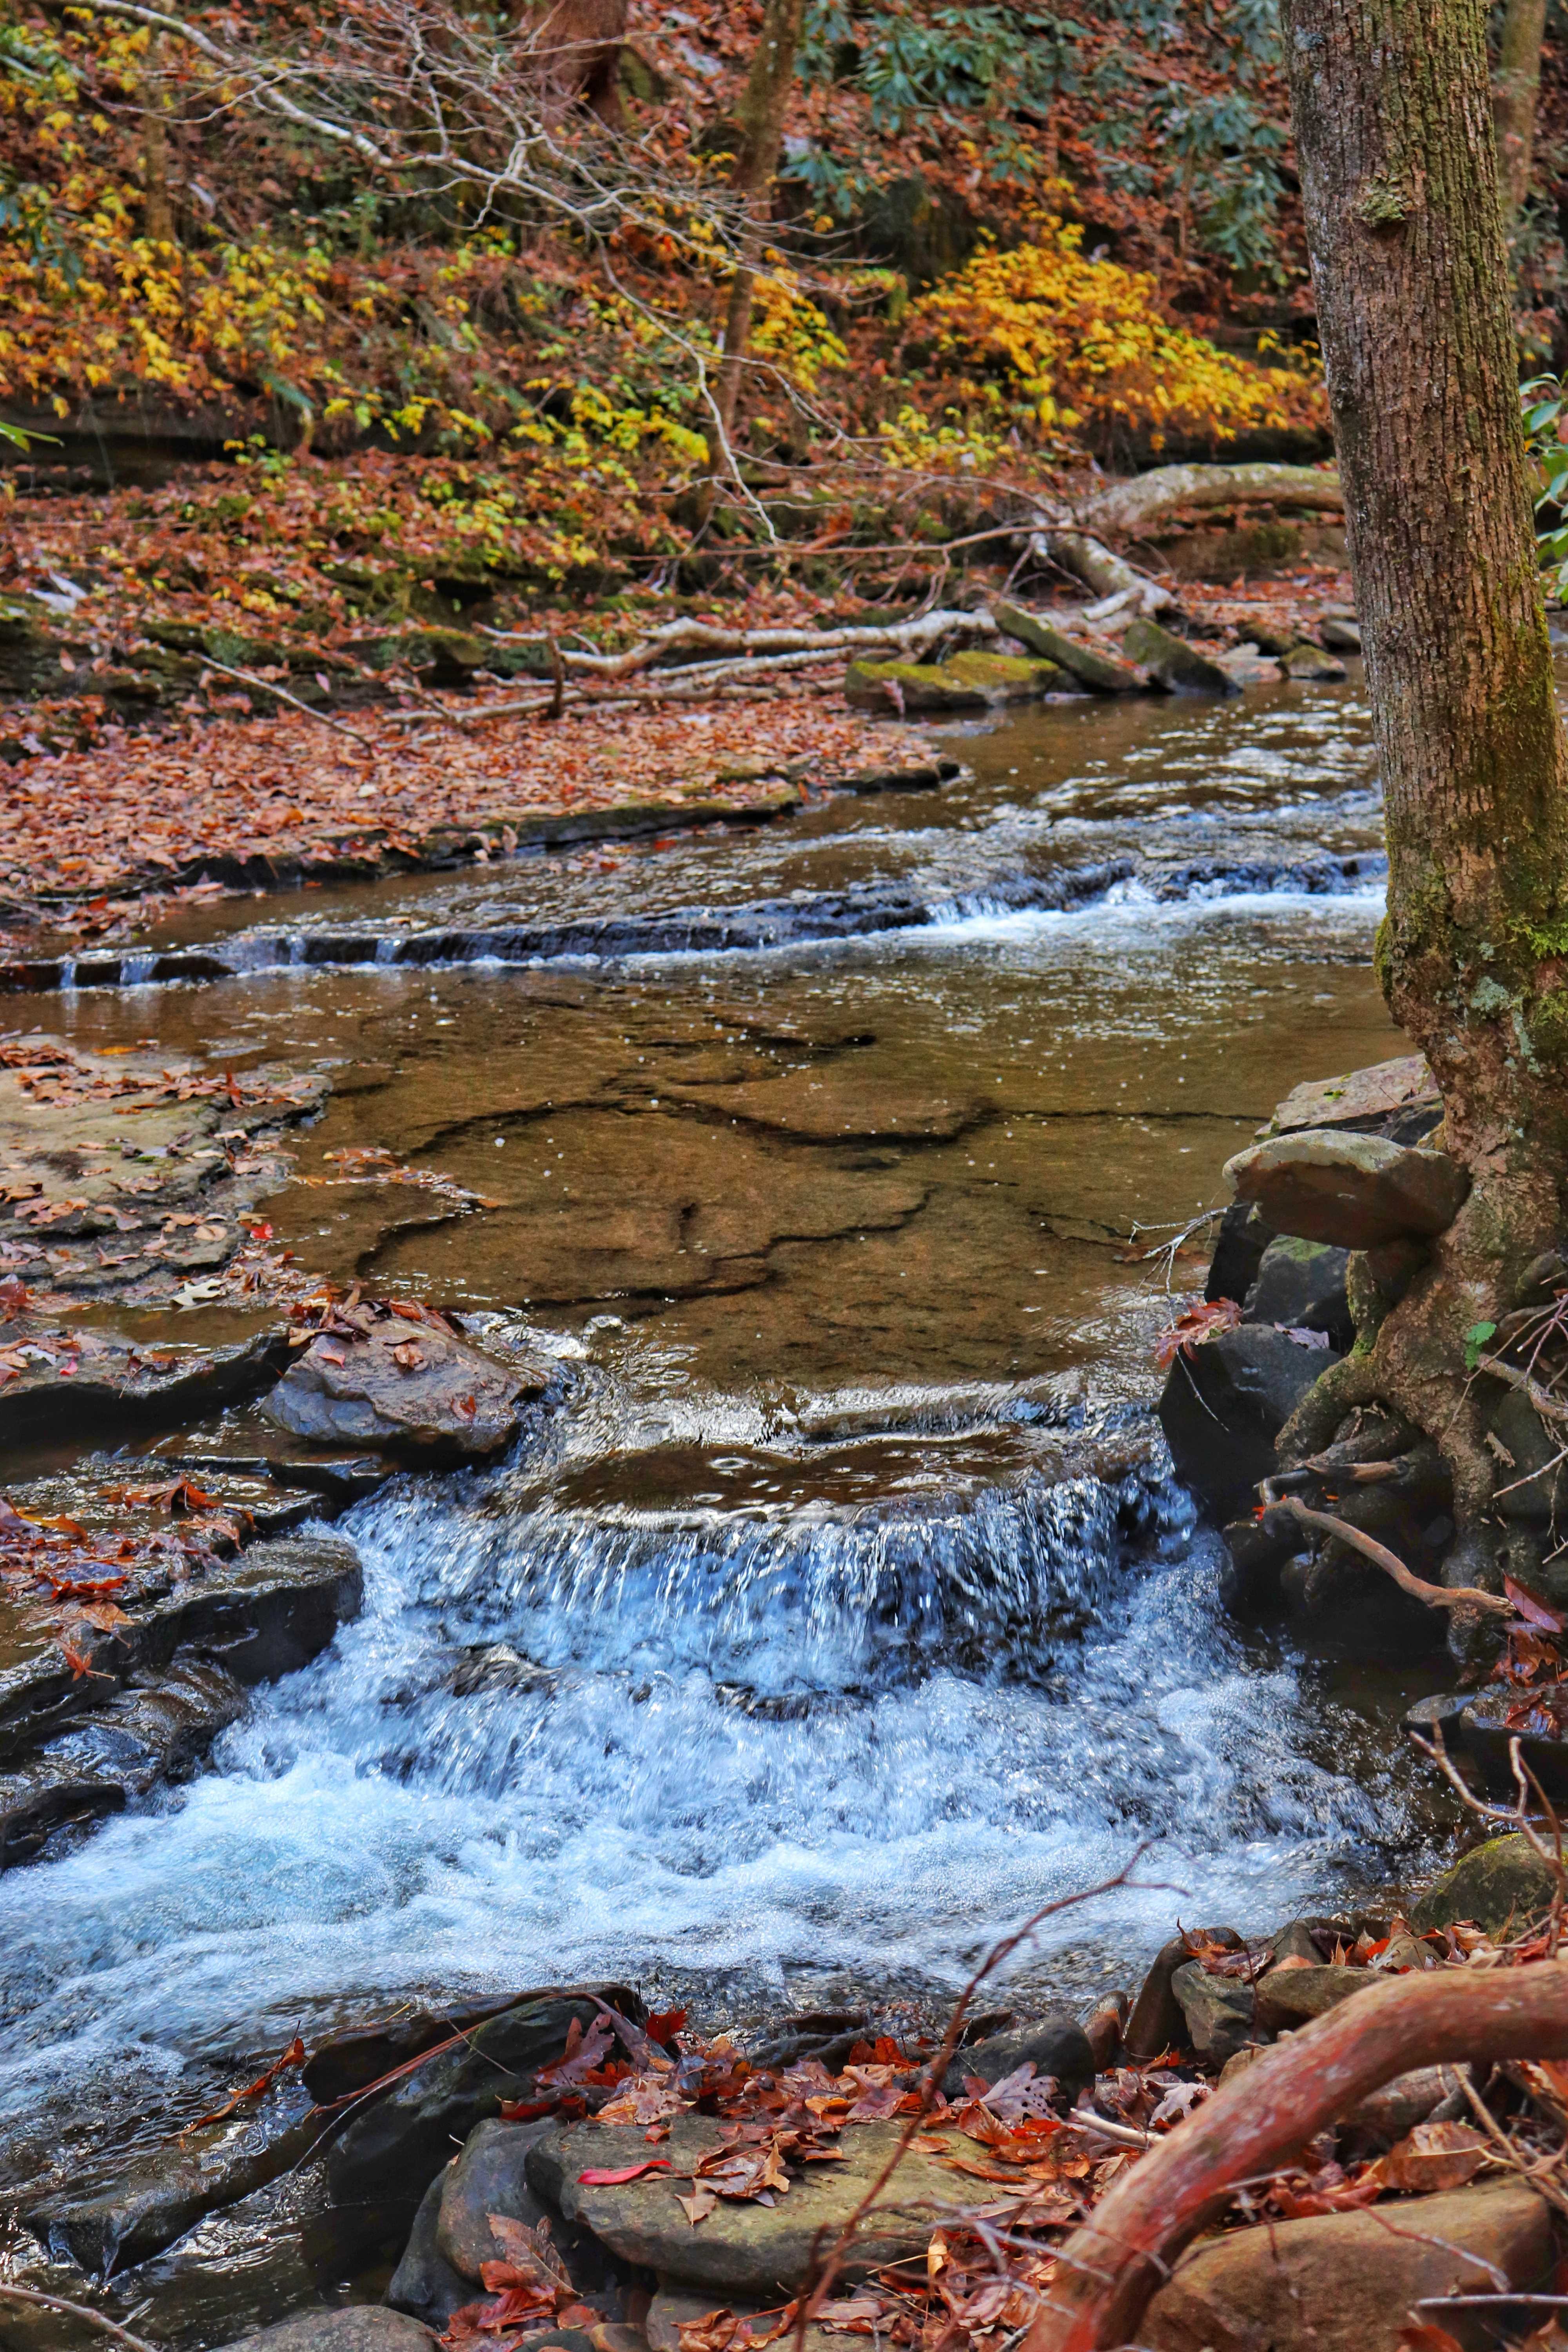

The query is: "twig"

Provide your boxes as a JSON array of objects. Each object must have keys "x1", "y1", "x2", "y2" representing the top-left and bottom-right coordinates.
[
  {"x1": 1476, "y1": 1352, "x2": 1568, "y2": 1426},
  {"x1": 1275, "y1": 1495, "x2": 1515, "y2": 1616},
  {"x1": 0, "y1": 2284, "x2": 160, "y2": 2348},
  {"x1": 194, "y1": 655, "x2": 376, "y2": 751}
]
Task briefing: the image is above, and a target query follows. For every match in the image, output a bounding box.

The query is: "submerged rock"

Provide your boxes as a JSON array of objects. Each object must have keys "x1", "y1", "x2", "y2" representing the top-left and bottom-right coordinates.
[
  {"x1": 1158, "y1": 1325, "x2": 1339, "y2": 1516},
  {"x1": 1142, "y1": 2180, "x2": 1552, "y2": 2352},
  {"x1": 1225, "y1": 1129, "x2": 1470, "y2": 1248},
  {"x1": 1120, "y1": 619, "x2": 1240, "y2": 696},
  {"x1": 261, "y1": 1319, "x2": 550, "y2": 1462},
  {"x1": 29, "y1": 2110, "x2": 324, "y2": 2276}
]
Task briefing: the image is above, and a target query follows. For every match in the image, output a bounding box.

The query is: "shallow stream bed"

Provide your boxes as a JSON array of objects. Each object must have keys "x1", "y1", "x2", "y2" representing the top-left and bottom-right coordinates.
[{"x1": 0, "y1": 676, "x2": 1455, "y2": 2344}]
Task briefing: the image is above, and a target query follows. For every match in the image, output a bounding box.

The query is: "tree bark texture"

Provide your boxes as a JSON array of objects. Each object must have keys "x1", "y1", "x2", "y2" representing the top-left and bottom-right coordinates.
[
  {"x1": 710, "y1": 0, "x2": 807, "y2": 454},
  {"x1": 1281, "y1": 0, "x2": 1568, "y2": 1192},
  {"x1": 1494, "y1": 0, "x2": 1547, "y2": 225}
]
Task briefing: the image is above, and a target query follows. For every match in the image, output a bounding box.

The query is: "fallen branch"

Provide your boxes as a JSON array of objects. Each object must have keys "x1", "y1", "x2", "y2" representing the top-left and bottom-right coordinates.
[
  {"x1": 481, "y1": 606, "x2": 996, "y2": 679},
  {"x1": 1020, "y1": 1958, "x2": 1568, "y2": 2352},
  {"x1": 195, "y1": 655, "x2": 376, "y2": 752},
  {"x1": 1027, "y1": 530, "x2": 1176, "y2": 615},
  {"x1": 1275, "y1": 1495, "x2": 1516, "y2": 1617},
  {"x1": 0, "y1": 2284, "x2": 160, "y2": 2349},
  {"x1": 1073, "y1": 461, "x2": 1343, "y2": 541}
]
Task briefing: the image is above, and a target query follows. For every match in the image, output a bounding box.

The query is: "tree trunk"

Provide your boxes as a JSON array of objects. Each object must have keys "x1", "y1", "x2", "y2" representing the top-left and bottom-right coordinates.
[
  {"x1": 708, "y1": 0, "x2": 807, "y2": 463},
  {"x1": 1493, "y1": 0, "x2": 1547, "y2": 227},
  {"x1": 1274, "y1": 0, "x2": 1568, "y2": 1626}
]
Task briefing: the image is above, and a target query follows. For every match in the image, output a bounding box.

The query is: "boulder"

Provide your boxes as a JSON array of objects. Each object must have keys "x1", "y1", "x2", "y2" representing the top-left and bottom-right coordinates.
[
  {"x1": 1158, "y1": 1325, "x2": 1339, "y2": 1517},
  {"x1": 1252, "y1": 1963, "x2": 1374, "y2": 2035},
  {"x1": 1169, "y1": 1962, "x2": 1257, "y2": 2064},
  {"x1": 1121, "y1": 619, "x2": 1240, "y2": 696},
  {"x1": 1247, "y1": 1236, "x2": 1353, "y2": 1350},
  {"x1": 1283, "y1": 642, "x2": 1349, "y2": 681},
  {"x1": 1411, "y1": 1834, "x2": 1561, "y2": 1938},
  {"x1": 991, "y1": 603, "x2": 1146, "y2": 692},
  {"x1": 1485, "y1": 1388, "x2": 1568, "y2": 1524},
  {"x1": 325, "y1": 1989, "x2": 646, "y2": 2210},
  {"x1": 386, "y1": 2177, "x2": 473, "y2": 2331},
  {"x1": 943, "y1": 2014, "x2": 1095, "y2": 2101},
  {"x1": 1142, "y1": 2179, "x2": 1552, "y2": 2352},
  {"x1": 1205, "y1": 1201, "x2": 1276, "y2": 1307},
  {"x1": 262, "y1": 1322, "x2": 549, "y2": 1463},
  {"x1": 941, "y1": 649, "x2": 1069, "y2": 699},
  {"x1": 436, "y1": 2118, "x2": 632, "y2": 2310},
  {"x1": 526, "y1": 2114, "x2": 969, "y2": 2298},
  {"x1": 1224, "y1": 1131, "x2": 1470, "y2": 1249},
  {"x1": 844, "y1": 653, "x2": 1063, "y2": 712},
  {"x1": 222, "y1": 2314, "x2": 437, "y2": 2351}
]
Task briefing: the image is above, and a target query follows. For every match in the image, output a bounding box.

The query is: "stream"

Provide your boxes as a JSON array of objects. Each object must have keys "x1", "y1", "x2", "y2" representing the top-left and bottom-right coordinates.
[{"x1": 0, "y1": 676, "x2": 1452, "y2": 2343}]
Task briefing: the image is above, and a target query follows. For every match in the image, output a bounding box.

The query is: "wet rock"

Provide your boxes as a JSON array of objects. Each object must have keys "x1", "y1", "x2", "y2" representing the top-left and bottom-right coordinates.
[
  {"x1": 304, "y1": 1998, "x2": 537, "y2": 2105},
  {"x1": 1158, "y1": 1325, "x2": 1339, "y2": 1517},
  {"x1": 1120, "y1": 619, "x2": 1240, "y2": 696},
  {"x1": 1247, "y1": 1236, "x2": 1352, "y2": 1350},
  {"x1": 1265, "y1": 1054, "x2": 1441, "y2": 1143},
  {"x1": 942, "y1": 2014, "x2": 1094, "y2": 2101},
  {"x1": 1123, "y1": 1931, "x2": 1243, "y2": 2062},
  {"x1": 0, "y1": 1322, "x2": 290, "y2": 1445},
  {"x1": 527, "y1": 2114, "x2": 966, "y2": 2297},
  {"x1": 0, "y1": 1760, "x2": 123, "y2": 1864},
  {"x1": 387, "y1": 2177, "x2": 474, "y2": 2332},
  {"x1": 991, "y1": 603, "x2": 1146, "y2": 692},
  {"x1": 1205, "y1": 1201, "x2": 1276, "y2": 1307},
  {"x1": 448, "y1": 1642, "x2": 559, "y2": 1698},
  {"x1": 29, "y1": 2111, "x2": 324, "y2": 2276},
  {"x1": 222, "y1": 2313, "x2": 438, "y2": 2351},
  {"x1": 325, "y1": 1989, "x2": 646, "y2": 2210},
  {"x1": 1225, "y1": 1130, "x2": 1470, "y2": 1249},
  {"x1": 1411, "y1": 1835, "x2": 1563, "y2": 1938},
  {"x1": 1320, "y1": 616, "x2": 1362, "y2": 653},
  {"x1": 437, "y1": 2119, "x2": 633, "y2": 2310},
  {"x1": 1253, "y1": 1963, "x2": 1373, "y2": 2034},
  {"x1": 261, "y1": 1321, "x2": 550, "y2": 1463},
  {"x1": 1169, "y1": 1962, "x2": 1256, "y2": 2064},
  {"x1": 1459, "y1": 1688, "x2": 1568, "y2": 1798},
  {"x1": 1141, "y1": 2179, "x2": 1552, "y2": 2352},
  {"x1": 1283, "y1": 642, "x2": 1348, "y2": 681}
]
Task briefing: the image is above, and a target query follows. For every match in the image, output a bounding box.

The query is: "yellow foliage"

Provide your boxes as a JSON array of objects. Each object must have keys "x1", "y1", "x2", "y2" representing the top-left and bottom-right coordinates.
[
  {"x1": 906, "y1": 221, "x2": 1324, "y2": 449},
  {"x1": 745, "y1": 260, "x2": 848, "y2": 397}
]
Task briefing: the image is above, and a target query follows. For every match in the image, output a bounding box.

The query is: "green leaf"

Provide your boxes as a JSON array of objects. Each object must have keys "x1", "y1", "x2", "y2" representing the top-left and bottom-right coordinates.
[{"x1": 1464, "y1": 1320, "x2": 1498, "y2": 1370}]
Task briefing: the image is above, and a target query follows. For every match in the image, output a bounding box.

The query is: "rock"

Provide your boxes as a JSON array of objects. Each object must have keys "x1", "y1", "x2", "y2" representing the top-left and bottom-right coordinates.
[
  {"x1": 943, "y1": 2014, "x2": 1095, "y2": 2101},
  {"x1": 1158, "y1": 1325, "x2": 1340, "y2": 1517},
  {"x1": 325, "y1": 1989, "x2": 646, "y2": 2210},
  {"x1": 1320, "y1": 617, "x2": 1362, "y2": 653},
  {"x1": 648, "y1": 2286, "x2": 837, "y2": 2352},
  {"x1": 1121, "y1": 619, "x2": 1241, "y2": 696},
  {"x1": 1459, "y1": 1689, "x2": 1568, "y2": 1799},
  {"x1": 221, "y1": 2313, "x2": 437, "y2": 2351},
  {"x1": 527, "y1": 2114, "x2": 970, "y2": 2298},
  {"x1": 1224, "y1": 1130, "x2": 1470, "y2": 1249},
  {"x1": 29, "y1": 2111, "x2": 323, "y2": 2275},
  {"x1": 1240, "y1": 624, "x2": 1296, "y2": 657},
  {"x1": 1485, "y1": 1388, "x2": 1568, "y2": 1523},
  {"x1": 1125, "y1": 1931, "x2": 1243, "y2": 2060},
  {"x1": 262, "y1": 1320, "x2": 549, "y2": 1463},
  {"x1": 1283, "y1": 642, "x2": 1349, "y2": 681},
  {"x1": 436, "y1": 2117, "x2": 631, "y2": 2312},
  {"x1": 387, "y1": 2177, "x2": 480, "y2": 2332},
  {"x1": 1411, "y1": 1834, "x2": 1561, "y2": 1937},
  {"x1": 1247, "y1": 1236, "x2": 1353, "y2": 1350},
  {"x1": 1141, "y1": 2179, "x2": 1552, "y2": 2352},
  {"x1": 941, "y1": 649, "x2": 1070, "y2": 699},
  {"x1": 844, "y1": 655, "x2": 1054, "y2": 712},
  {"x1": 1340, "y1": 2065, "x2": 1465, "y2": 2155},
  {"x1": 305, "y1": 2003, "x2": 523, "y2": 2106},
  {"x1": 1214, "y1": 647, "x2": 1284, "y2": 687},
  {"x1": 1169, "y1": 1962, "x2": 1257, "y2": 2064},
  {"x1": 1205, "y1": 1201, "x2": 1277, "y2": 1307},
  {"x1": 1265, "y1": 1055, "x2": 1441, "y2": 1143},
  {"x1": 0, "y1": 1323, "x2": 290, "y2": 1445},
  {"x1": 991, "y1": 603, "x2": 1146, "y2": 692},
  {"x1": 1253, "y1": 1963, "x2": 1373, "y2": 2034}
]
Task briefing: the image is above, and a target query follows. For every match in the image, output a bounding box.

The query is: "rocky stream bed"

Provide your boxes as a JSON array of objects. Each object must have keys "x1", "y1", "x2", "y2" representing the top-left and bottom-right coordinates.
[{"x1": 0, "y1": 660, "x2": 1565, "y2": 2352}]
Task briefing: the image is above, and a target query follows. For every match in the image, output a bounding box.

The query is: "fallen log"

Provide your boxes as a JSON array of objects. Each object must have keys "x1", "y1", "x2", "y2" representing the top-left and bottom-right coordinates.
[
  {"x1": 1019, "y1": 1958, "x2": 1568, "y2": 2352},
  {"x1": 484, "y1": 607, "x2": 998, "y2": 679},
  {"x1": 1029, "y1": 530, "x2": 1177, "y2": 614},
  {"x1": 1073, "y1": 460, "x2": 1344, "y2": 541}
]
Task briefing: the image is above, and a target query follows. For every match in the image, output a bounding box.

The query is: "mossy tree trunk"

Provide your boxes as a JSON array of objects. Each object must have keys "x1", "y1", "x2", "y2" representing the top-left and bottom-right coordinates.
[
  {"x1": 1276, "y1": 0, "x2": 1568, "y2": 1626},
  {"x1": 1493, "y1": 0, "x2": 1547, "y2": 228},
  {"x1": 709, "y1": 0, "x2": 807, "y2": 461}
]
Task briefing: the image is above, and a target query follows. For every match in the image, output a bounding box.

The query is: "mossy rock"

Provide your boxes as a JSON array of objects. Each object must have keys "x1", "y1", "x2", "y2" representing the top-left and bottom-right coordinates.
[
  {"x1": 844, "y1": 652, "x2": 1062, "y2": 712},
  {"x1": 1410, "y1": 1835, "x2": 1560, "y2": 1937}
]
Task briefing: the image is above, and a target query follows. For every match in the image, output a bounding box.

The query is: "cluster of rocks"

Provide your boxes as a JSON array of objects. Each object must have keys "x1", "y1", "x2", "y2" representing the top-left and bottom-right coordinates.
[
  {"x1": 16, "y1": 1829, "x2": 1561, "y2": 2352},
  {"x1": 844, "y1": 599, "x2": 1355, "y2": 713}
]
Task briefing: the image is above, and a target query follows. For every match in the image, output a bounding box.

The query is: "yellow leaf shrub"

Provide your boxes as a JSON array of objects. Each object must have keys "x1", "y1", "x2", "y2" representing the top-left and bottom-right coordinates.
[{"x1": 905, "y1": 221, "x2": 1324, "y2": 450}]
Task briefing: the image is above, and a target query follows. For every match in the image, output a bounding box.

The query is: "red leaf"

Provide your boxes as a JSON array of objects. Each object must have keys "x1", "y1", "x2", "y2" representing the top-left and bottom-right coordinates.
[
  {"x1": 577, "y1": 2159, "x2": 674, "y2": 2185},
  {"x1": 1504, "y1": 1575, "x2": 1567, "y2": 1632}
]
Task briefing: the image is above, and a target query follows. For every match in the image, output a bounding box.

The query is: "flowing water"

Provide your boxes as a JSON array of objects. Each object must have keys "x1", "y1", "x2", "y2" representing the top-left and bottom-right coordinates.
[{"x1": 0, "y1": 677, "x2": 1454, "y2": 2339}]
